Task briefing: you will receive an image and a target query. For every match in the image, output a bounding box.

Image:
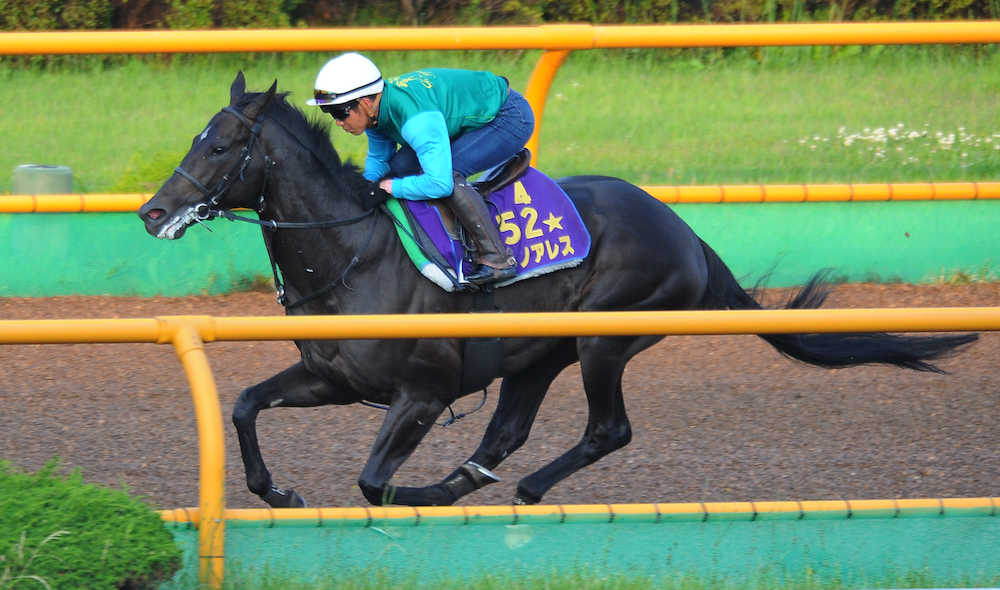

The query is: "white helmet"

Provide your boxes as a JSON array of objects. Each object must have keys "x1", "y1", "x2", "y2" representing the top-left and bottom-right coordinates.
[{"x1": 306, "y1": 52, "x2": 384, "y2": 106}]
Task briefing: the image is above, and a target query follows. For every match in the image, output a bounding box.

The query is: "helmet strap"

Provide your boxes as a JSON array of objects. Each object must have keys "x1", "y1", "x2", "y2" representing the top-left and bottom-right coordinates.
[{"x1": 363, "y1": 94, "x2": 381, "y2": 129}]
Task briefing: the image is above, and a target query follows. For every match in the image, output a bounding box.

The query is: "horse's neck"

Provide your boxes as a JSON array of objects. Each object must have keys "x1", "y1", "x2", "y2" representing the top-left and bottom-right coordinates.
[
  {"x1": 260, "y1": 156, "x2": 403, "y2": 312},
  {"x1": 263, "y1": 151, "x2": 362, "y2": 222}
]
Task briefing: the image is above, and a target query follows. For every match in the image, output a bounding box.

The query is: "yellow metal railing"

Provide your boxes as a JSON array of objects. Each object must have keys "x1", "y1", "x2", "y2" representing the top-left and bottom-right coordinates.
[
  {"x1": 4, "y1": 309, "x2": 1000, "y2": 345},
  {"x1": 160, "y1": 496, "x2": 1000, "y2": 527},
  {"x1": 3, "y1": 307, "x2": 999, "y2": 587},
  {"x1": 3, "y1": 22, "x2": 1000, "y2": 55},
  {"x1": 4, "y1": 181, "x2": 1000, "y2": 213},
  {"x1": 2, "y1": 22, "x2": 998, "y2": 166},
  {"x1": 4, "y1": 20, "x2": 1000, "y2": 588}
]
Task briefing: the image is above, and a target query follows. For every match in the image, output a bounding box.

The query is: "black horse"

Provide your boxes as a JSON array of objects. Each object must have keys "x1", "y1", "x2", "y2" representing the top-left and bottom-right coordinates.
[{"x1": 139, "y1": 73, "x2": 976, "y2": 508}]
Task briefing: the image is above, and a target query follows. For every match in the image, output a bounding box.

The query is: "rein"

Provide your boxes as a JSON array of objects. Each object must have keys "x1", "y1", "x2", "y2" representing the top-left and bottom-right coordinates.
[{"x1": 213, "y1": 208, "x2": 374, "y2": 232}]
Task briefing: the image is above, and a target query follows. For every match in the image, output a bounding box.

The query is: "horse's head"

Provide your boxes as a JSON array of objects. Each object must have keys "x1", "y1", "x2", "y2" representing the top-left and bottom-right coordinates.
[{"x1": 139, "y1": 72, "x2": 277, "y2": 239}]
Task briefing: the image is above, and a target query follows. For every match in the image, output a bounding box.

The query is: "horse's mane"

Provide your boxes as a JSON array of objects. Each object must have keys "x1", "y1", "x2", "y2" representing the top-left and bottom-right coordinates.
[{"x1": 236, "y1": 90, "x2": 363, "y2": 180}]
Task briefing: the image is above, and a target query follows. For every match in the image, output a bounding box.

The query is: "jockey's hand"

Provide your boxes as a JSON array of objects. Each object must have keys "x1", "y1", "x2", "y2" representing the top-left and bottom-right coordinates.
[{"x1": 362, "y1": 181, "x2": 392, "y2": 210}]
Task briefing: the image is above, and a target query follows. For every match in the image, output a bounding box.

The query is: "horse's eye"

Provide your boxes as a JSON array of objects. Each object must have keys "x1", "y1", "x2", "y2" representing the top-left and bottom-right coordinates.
[{"x1": 212, "y1": 146, "x2": 226, "y2": 155}]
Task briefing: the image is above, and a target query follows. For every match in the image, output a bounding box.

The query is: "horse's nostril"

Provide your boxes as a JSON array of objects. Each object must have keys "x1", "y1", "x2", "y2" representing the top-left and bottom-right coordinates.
[{"x1": 147, "y1": 209, "x2": 164, "y2": 220}]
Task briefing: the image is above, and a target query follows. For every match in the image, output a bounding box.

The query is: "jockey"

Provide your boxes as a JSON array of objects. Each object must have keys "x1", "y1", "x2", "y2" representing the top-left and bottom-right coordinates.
[{"x1": 307, "y1": 52, "x2": 535, "y2": 286}]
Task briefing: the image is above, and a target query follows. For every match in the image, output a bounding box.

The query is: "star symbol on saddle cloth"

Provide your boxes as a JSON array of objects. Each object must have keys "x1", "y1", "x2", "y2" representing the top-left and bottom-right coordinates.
[{"x1": 542, "y1": 212, "x2": 563, "y2": 232}]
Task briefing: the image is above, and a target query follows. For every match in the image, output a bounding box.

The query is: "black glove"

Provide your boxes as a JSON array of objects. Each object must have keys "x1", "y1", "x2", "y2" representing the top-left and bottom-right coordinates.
[{"x1": 362, "y1": 181, "x2": 392, "y2": 210}]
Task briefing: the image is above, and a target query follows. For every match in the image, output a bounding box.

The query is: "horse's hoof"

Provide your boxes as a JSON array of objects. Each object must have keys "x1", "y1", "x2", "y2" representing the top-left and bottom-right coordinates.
[
  {"x1": 464, "y1": 461, "x2": 501, "y2": 486},
  {"x1": 263, "y1": 485, "x2": 307, "y2": 508}
]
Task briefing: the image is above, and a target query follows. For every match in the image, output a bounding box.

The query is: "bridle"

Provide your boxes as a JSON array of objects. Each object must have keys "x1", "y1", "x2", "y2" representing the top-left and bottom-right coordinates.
[
  {"x1": 169, "y1": 103, "x2": 377, "y2": 308},
  {"x1": 172, "y1": 106, "x2": 268, "y2": 222}
]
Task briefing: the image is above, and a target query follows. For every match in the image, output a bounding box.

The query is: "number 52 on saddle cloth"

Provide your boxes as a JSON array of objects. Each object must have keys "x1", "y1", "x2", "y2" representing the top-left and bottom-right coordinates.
[{"x1": 384, "y1": 167, "x2": 592, "y2": 292}]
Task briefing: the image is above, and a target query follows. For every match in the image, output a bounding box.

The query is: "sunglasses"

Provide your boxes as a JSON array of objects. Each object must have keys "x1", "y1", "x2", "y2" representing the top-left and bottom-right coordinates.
[{"x1": 320, "y1": 101, "x2": 357, "y2": 121}]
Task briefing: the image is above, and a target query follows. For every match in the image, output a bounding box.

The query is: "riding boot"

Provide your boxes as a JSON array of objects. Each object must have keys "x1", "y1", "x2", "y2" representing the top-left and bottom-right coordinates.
[{"x1": 444, "y1": 173, "x2": 517, "y2": 286}]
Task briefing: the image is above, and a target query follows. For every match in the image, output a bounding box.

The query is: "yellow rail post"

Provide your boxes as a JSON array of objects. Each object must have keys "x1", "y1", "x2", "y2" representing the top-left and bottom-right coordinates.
[
  {"x1": 169, "y1": 322, "x2": 225, "y2": 590},
  {"x1": 524, "y1": 49, "x2": 572, "y2": 167}
]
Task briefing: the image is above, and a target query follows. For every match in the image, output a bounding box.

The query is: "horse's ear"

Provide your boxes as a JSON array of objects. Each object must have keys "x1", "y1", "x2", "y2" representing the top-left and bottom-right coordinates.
[
  {"x1": 243, "y1": 79, "x2": 277, "y2": 121},
  {"x1": 230, "y1": 71, "x2": 247, "y2": 105}
]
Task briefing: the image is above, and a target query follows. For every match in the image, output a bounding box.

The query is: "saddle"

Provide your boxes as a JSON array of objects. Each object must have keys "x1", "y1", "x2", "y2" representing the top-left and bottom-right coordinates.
[{"x1": 474, "y1": 148, "x2": 532, "y2": 196}]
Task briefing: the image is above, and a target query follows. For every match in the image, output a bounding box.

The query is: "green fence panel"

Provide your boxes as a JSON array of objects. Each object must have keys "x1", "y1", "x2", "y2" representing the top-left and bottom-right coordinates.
[
  {"x1": 1, "y1": 212, "x2": 270, "y2": 296},
  {"x1": 3, "y1": 201, "x2": 998, "y2": 296},
  {"x1": 674, "y1": 200, "x2": 999, "y2": 286},
  {"x1": 162, "y1": 512, "x2": 1000, "y2": 588}
]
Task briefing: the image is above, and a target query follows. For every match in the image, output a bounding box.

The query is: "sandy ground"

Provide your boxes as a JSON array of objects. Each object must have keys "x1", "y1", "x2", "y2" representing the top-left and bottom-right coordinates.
[{"x1": 1, "y1": 282, "x2": 997, "y2": 510}]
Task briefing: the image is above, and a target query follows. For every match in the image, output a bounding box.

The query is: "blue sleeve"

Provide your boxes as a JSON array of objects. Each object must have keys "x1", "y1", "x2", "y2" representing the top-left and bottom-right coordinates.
[
  {"x1": 363, "y1": 130, "x2": 395, "y2": 182},
  {"x1": 391, "y1": 111, "x2": 454, "y2": 200}
]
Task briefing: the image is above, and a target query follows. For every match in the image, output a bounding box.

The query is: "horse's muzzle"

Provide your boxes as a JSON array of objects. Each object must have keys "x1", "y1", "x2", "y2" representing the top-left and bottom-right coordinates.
[{"x1": 138, "y1": 198, "x2": 196, "y2": 240}]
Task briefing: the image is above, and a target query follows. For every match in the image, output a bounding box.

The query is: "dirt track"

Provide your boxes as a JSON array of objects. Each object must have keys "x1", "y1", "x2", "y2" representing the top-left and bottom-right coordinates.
[{"x1": 1, "y1": 282, "x2": 997, "y2": 510}]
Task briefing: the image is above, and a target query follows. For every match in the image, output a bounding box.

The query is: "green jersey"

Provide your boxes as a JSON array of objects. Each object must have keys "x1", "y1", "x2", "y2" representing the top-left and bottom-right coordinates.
[{"x1": 364, "y1": 69, "x2": 510, "y2": 199}]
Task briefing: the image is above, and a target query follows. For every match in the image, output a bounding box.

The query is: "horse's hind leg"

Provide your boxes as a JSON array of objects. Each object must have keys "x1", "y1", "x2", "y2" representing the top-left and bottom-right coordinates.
[
  {"x1": 513, "y1": 336, "x2": 650, "y2": 505},
  {"x1": 232, "y1": 361, "x2": 352, "y2": 508}
]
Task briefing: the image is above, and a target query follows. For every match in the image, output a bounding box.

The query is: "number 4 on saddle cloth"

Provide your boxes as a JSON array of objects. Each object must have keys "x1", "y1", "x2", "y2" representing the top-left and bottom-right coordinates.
[{"x1": 384, "y1": 163, "x2": 592, "y2": 292}]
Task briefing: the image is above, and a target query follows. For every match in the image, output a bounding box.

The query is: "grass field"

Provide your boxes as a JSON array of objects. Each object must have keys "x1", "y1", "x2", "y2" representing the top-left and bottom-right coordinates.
[{"x1": 2, "y1": 47, "x2": 999, "y2": 194}]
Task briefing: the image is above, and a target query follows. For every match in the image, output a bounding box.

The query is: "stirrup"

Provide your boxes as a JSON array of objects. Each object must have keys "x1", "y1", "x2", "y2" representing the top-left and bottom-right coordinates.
[{"x1": 465, "y1": 262, "x2": 517, "y2": 286}]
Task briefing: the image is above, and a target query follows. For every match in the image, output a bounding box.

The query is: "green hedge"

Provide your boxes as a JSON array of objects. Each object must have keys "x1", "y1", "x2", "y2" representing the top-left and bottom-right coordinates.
[{"x1": 0, "y1": 459, "x2": 181, "y2": 590}]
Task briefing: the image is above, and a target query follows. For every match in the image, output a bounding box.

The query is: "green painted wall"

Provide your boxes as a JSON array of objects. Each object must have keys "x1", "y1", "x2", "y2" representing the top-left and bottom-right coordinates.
[
  {"x1": 2, "y1": 212, "x2": 270, "y2": 296},
  {"x1": 161, "y1": 512, "x2": 1000, "y2": 588},
  {"x1": 675, "y1": 200, "x2": 999, "y2": 286},
  {"x1": 3, "y1": 201, "x2": 997, "y2": 297}
]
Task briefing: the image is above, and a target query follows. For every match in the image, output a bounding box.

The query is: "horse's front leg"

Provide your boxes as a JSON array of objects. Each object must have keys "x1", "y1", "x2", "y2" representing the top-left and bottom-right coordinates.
[
  {"x1": 385, "y1": 344, "x2": 579, "y2": 506},
  {"x1": 232, "y1": 361, "x2": 355, "y2": 508},
  {"x1": 428, "y1": 344, "x2": 578, "y2": 504},
  {"x1": 356, "y1": 391, "x2": 447, "y2": 506}
]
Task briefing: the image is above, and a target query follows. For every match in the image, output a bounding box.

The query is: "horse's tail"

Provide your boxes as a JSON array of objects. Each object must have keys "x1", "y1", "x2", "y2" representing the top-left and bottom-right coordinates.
[{"x1": 697, "y1": 239, "x2": 978, "y2": 374}]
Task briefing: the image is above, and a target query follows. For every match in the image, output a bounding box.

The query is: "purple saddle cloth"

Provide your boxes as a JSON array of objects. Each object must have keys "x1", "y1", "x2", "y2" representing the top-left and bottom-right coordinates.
[{"x1": 399, "y1": 167, "x2": 592, "y2": 291}]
